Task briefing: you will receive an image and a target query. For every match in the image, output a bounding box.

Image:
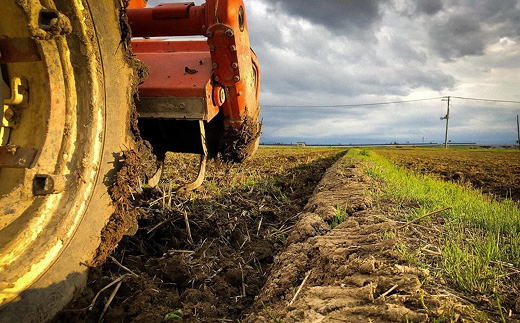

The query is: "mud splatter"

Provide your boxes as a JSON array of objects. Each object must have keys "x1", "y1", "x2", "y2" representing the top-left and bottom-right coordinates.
[{"x1": 220, "y1": 118, "x2": 262, "y2": 163}]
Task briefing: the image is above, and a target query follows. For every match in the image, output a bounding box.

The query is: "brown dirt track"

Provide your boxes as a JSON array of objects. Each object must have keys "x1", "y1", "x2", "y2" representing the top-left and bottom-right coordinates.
[{"x1": 373, "y1": 148, "x2": 520, "y2": 201}]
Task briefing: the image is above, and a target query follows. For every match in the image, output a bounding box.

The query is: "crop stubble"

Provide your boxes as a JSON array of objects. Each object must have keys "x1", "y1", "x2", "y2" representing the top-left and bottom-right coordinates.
[
  {"x1": 54, "y1": 147, "x2": 518, "y2": 322},
  {"x1": 54, "y1": 147, "x2": 344, "y2": 323}
]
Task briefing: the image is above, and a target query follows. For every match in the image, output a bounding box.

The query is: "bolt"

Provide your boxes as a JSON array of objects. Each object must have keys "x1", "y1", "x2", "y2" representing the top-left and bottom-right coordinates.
[
  {"x1": 215, "y1": 76, "x2": 221, "y2": 82},
  {"x1": 179, "y1": 102, "x2": 186, "y2": 110},
  {"x1": 231, "y1": 62, "x2": 238, "y2": 69},
  {"x1": 4, "y1": 108, "x2": 15, "y2": 122},
  {"x1": 6, "y1": 145, "x2": 17, "y2": 155},
  {"x1": 233, "y1": 75, "x2": 240, "y2": 82},
  {"x1": 229, "y1": 45, "x2": 237, "y2": 52},
  {"x1": 225, "y1": 29, "x2": 234, "y2": 37},
  {"x1": 209, "y1": 44, "x2": 216, "y2": 52},
  {"x1": 212, "y1": 62, "x2": 218, "y2": 69},
  {"x1": 219, "y1": 88, "x2": 226, "y2": 103},
  {"x1": 206, "y1": 31, "x2": 213, "y2": 38},
  {"x1": 17, "y1": 158, "x2": 26, "y2": 166}
]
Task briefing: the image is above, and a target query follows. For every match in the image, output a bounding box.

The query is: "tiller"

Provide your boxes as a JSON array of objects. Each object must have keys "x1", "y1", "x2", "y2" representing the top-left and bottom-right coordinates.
[{"x1": 127, "y1": 0, "x2": 261, "y2": 189}]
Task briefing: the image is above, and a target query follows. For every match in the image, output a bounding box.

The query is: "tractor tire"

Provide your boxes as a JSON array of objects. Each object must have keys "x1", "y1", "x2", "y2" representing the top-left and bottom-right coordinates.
[{"x1": 0, "y1": 1, "x2": 136, "y2": 322}]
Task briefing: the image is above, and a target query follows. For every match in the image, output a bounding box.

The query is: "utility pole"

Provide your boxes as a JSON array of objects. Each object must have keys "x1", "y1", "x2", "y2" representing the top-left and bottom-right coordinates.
[
  {"x1": 517, "y1": 115, "x2": 520, "y2": 150},
  {"x1": 440, "y1": 96, "x2": 450, "y2": 149}
]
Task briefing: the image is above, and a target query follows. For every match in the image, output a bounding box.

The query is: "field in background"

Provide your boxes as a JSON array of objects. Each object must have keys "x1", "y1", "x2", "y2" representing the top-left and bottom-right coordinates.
[{"x1": 373, "y1": 148, "x2": 520, "y2": 201}]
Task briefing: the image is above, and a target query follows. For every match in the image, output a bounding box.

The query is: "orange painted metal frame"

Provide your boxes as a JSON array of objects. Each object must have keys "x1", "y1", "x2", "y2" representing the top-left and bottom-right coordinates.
[
  {"x1": 127, "y1": 0, "x2": 147, "y2": 9},
  {"x1": 127, "y1": 0, "x2": 260, "y2": 129},
  {"x1": 127, "y1": 3, "x2": 206, "y2": 37},
  {"x1": 132, "y1": 39, "x2": 220, "y2": 121}
]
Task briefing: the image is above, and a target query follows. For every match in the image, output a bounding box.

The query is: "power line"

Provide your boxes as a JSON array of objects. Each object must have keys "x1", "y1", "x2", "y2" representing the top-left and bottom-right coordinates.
[
  {"x1": 450, "y1": 96, "x2": 520, "y2": 104},
  {"x1": 261, "y1": 95, "x2": 520, "y2": 108},
  {"x1": 261, "y1": 97, "x2": 444, "y2": 108}
]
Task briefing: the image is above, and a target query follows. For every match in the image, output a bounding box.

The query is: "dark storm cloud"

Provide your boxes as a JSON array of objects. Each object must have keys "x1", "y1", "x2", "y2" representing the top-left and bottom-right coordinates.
[
  {"x1": 428, "y1": 15, "x2": 486, "y2": 59},
  {"x1": 261, "y1": 0, "x2": 384, "y2": 36},
  {"x1": 415, "y1": 0, "x2": 443, "y2": 15},
  {"x1": 423, "y1": 0, "x2": 520, "y2": 60}
]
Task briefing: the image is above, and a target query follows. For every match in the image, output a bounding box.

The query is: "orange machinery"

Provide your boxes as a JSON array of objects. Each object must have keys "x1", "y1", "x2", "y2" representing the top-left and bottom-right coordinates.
[{"x1": 127, "y1": 1, "x2": 261, "y2": 183}]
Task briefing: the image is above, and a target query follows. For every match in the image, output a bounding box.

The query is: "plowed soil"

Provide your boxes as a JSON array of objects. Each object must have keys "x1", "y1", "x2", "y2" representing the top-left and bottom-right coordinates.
[
  {"x1": 244, "y1": 156, "x2": 477, "y2": 323},
  {"x1": 54, "y1": 147, "x2": 344, "y2": 323},
  {"x1": 54, "y1": 147, "x2": 508, "y2": 322},
  {"x1": 374, "y1": 148, "x2": 520, "y2": 201}
]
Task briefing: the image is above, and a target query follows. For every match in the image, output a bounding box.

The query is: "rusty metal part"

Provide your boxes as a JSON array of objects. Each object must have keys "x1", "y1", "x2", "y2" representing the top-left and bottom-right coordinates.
[
  {"x1": 177, "y1": 120, "x2": 208, "y2": 194},
  {"x1": 0, "y1": 145, "x2": 38, "y2": 168},
  {"x1": 0, "y1": 38, "x2": 41, "y2": 64}
]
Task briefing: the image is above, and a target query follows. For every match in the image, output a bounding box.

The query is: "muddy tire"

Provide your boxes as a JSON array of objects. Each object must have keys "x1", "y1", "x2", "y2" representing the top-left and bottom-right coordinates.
[{"x1": 0, "y1": 1, "x2": 135, "y2": 322}]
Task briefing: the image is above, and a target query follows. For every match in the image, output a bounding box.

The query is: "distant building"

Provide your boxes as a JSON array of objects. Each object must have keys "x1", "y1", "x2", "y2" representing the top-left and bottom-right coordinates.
[{"x1": 297, "y1": 142, "x2": 306, "y2": 147}]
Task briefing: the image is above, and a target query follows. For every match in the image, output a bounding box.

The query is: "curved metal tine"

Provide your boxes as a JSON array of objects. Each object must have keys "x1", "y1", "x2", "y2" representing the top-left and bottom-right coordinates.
[
  {"x1": 176, "y1": 154, "x2": 207, "y2": 195},
  {"x1": 147, "y1": 161, "x2": 164, "y2": 188}
]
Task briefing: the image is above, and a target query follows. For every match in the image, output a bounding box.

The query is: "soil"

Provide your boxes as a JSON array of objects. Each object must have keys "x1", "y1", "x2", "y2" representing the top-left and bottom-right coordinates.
[
  {"x1": 220, "y1": 118, "x2": 262, "y2": 163},
  {"x1": 54, "y1": 147, "x2": 517, "y2": 322},
  {"x1": 373, "y1": 148, "x2": 520, "y2": 201},
  {"x1": 92, "y1": 141, "x2": 157, "y2": 266},
  {"x1": 244, "y1": 156, "x2": 481, "y2": 323},
  {"x1": 53, "y1": 147, "x2": 345, "y2": 323}
]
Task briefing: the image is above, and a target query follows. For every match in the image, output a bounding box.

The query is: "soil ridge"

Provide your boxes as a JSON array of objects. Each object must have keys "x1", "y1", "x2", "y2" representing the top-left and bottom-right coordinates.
[{"x1": 245, "y1": 156, "x2": 460, "y2": 323}]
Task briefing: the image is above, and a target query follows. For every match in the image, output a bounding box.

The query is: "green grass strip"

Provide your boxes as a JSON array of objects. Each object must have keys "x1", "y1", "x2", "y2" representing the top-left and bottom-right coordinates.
[{"x1": 347, "y1": 149, "x2": 520, "y2": 294}]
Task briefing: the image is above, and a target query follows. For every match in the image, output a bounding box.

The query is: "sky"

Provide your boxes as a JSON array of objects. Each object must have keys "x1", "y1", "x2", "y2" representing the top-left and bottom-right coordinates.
[{"x1": 146, "y1": 0, "x2": 520, "y2": 145}]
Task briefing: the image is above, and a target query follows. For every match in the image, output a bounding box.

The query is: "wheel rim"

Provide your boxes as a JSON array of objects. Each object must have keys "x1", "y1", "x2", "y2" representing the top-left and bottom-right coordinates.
[{"x1": 0, "y1": 0, "x2": 107, "y2": 306}]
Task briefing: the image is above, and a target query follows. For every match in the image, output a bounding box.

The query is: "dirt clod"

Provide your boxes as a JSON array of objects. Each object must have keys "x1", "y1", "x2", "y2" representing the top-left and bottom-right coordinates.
[{"x1": 220, "y1": 118, "x2": 262, "y2": 163}]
